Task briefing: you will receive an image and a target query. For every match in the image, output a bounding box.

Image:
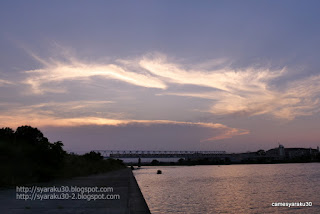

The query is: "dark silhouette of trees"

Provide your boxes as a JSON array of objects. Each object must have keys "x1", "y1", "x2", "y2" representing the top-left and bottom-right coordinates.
[
  {"x1": 151, "y1": 159, "x2": 160, "y2": 165},
  {"x1": 15, "y1": 126, "x2": 49, "y2": 145},
  {"x1": 0, "y1": 126, "x2": 67, "y2": 184},
  {"x1": 0, "y1": 125, "x2": 125, "y2": 187},
  {"x1": 178, "y1": 158, "x2": 184, "y2": 165},
  {"x1": 83, "y1": 151, "x2": 103, "y2": 161},
  {"x1": 0, "y1": 127, "x2": 15, "y2": 142}
]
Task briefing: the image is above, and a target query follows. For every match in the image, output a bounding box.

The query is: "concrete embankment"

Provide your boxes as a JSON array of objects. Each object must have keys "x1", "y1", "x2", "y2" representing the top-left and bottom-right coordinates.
[{"x1": 0, "y1": 168, "x2": 151, "y2": 214}]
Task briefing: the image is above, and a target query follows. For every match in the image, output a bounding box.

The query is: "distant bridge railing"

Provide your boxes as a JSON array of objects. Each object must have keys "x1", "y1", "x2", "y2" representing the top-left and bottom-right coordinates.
[{"x1": 93, "y1": 150, "x2": 226, "y2": 158}]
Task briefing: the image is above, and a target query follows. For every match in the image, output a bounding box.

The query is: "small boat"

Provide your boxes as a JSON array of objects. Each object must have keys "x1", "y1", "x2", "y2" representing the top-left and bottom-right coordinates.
[{"x1": 157, "y1": 170, "x2": 162, "y2": 174}]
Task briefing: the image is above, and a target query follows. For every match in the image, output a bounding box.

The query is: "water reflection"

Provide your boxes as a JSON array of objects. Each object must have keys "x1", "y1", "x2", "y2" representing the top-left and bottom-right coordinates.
[{"x1": 134, "y1": 164, "x2": 320, "y2": 214}]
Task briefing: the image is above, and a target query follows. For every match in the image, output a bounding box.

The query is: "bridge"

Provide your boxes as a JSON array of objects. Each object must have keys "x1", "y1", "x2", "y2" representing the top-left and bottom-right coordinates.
[{"x1": 93, "y1": 150, "x2": 226, "y2": 159}]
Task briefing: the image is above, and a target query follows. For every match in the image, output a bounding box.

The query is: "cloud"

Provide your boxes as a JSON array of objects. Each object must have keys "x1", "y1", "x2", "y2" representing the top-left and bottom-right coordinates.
[
  {"x1": 141, "y1": 55, "x2": 320, "y2": 120},
  {"x1": 0, "y1": 79, "x2": 14, "y2": 86},
  {"x1": 140, "y1": 54, "x2": 284, "y2": 92},
  {"x1": 23, "y1": 54, "x2": 166, "y2": 94},
  {"x1": 0, "y1": 100, "x2": 122, "y2": 121},
  {"x1": 0, "y1": 104, "x2": 248, "y2": 142},
  {"x1": 161, "y1": 77, "x2": 320, "y2": 120},
  {"x1": 19, "y1": 50, "x2": 320, "y2": 120}
]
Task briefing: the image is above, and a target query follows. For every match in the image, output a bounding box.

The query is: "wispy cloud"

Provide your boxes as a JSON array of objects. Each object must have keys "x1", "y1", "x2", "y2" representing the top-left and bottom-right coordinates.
[
  {"x1": 0, "y1": 105, "x2": 248, "y2": 142},
  {"x1": 23, "y1": 54, "x2": 166, "y2": 94},
  {"x1": 141, "y1": 55, "x2": 320, "y2": 120},
  {"x1": 140, "y1": 54, "x2": 284, "y2": 92},
  {"x1": 0, "y1": 100, "x2": 122, "y2": 121},
  {"x1": 0, "y1": 79, "x2": 14, "y2": 86},
  {"x1": 19, "y1": 49, "x2": 320, "y2": 120}
]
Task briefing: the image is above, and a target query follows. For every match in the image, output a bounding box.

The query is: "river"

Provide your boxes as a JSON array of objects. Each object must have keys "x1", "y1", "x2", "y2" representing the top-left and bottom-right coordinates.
[{"x1": 133, "y1": 163, "x2": 320, "y2": 214}]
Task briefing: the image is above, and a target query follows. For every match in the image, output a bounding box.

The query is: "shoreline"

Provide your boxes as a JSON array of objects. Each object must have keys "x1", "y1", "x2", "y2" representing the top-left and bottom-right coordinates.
[{"x1": 129, "y1": 160, "x2": 320, "y2": 167}]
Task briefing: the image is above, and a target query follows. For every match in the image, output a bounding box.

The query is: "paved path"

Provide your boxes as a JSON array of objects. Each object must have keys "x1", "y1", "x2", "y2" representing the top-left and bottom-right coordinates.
[{"x1": 0, "y1": 168, "x2": 151, "y2": 214}]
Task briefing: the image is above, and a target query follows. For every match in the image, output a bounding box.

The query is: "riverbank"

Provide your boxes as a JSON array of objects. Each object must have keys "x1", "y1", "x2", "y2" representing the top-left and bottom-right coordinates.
[
  {"x1": 125, "y1": 155, "x2": 320, "y2": 166},
  {"x1": 128, "y1": 159, "x2": 320, "y2": 167},
  {"x1": 0, "y1": 168, "x2": 150, "y2": 214}
]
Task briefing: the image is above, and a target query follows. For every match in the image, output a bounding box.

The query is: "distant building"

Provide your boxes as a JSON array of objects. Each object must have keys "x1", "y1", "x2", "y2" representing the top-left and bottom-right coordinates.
[
  {"x1": 266, "y1": 144, "x2": 319, "y2": 161},
  {"x1": 285, "y1": 147, "x2": 318, "y2": 159},
  {"x1": 265, "y1": 144, "x2": 285, "y2": 161},
  {"x1": 231, "y1": 145, "x2": 320, "y2": 163}
]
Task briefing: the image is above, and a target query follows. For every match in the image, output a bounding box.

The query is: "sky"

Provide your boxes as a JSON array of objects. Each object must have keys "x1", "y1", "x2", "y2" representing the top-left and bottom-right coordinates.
[{"x1": 0, "y1": 0, "x2": 320, "y2": 153}]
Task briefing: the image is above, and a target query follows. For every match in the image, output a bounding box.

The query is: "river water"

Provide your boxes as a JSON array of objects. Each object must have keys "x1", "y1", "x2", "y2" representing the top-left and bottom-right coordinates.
[{"x1": 133, "y1": 163, "x2": 320, "y2": 214}]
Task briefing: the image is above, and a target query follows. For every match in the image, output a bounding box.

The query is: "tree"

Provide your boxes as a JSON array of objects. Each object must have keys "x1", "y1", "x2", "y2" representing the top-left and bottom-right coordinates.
[
  {"x1": 47, "y1": 141, "x2": 66, "y2": 166},
  {"x1": 151, "y1": 159, "x2": 159, "y2": 165},
  {"x1": 178, "y1": 158, "x2": 184, "y2": 165},
  {"x1": 83, "y1": 151, "x2": 104, "y2": 161},
  {"x1": 15, "y1": 126, "x2": 49, "y2": 145},
  {"x1": 0, "y1": 127, "x2": 14, "y2": 143}
]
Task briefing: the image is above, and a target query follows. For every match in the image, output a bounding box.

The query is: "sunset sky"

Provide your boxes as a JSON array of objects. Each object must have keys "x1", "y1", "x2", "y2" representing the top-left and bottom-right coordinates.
[{"x1": 1, "y1": 1, "x2": 320, "y2": 153}]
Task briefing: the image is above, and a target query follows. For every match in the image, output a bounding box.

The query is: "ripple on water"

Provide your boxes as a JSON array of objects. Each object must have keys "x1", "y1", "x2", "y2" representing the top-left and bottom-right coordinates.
[{"x1": 134, "y1": 164, "x2": 320, "y2": 214}]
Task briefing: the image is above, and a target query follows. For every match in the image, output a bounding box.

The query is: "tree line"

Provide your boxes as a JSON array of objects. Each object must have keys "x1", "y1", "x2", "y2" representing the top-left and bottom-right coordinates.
[{"x1": 0, "y1": 126, "x2": 125, "y2": 187}]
